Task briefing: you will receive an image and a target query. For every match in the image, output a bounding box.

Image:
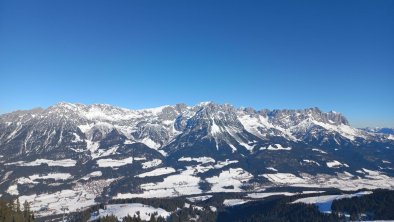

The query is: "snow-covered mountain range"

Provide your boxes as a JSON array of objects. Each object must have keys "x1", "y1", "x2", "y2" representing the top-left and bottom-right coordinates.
[{"x1": 1, "y1": 102, "x2": 393, "y2": 218}]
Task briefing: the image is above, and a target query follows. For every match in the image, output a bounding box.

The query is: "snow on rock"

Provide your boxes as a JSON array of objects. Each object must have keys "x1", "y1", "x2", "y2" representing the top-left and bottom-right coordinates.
[
  {"x1": 206, "y1": 168, "x2": 253, "y2": 192},
  {"x1": 178, "y1": 157, "x2": 215, "y2": 164},
  {"x1": 223, "y1": 199, "x2": 250, "y2": 207},
  {"x1": 71, "y1": 133, "x2": 83, "y2": 143},
  {"x1": 260, "y1": 144, "x2": 292, "y2": 151},
  {"x1": 141, "y1": 159, "x2": 162, "y2": 169},
  {"x1": 238, "y1": 141, "x2": 255, "y2": 152},
  {"x1": 89, "y1": 203, "x2": 170, "y2": 221},
  {"x1": 96, "y1": 157, "x2": 133, "y2": 168},
  {"x1": 91, "y1": 145, "x2": 119, "y2": 159},
  {"x1": 210, "y1": 118, "x2": 221, "y2": 136},
  {"x1": 186, "y1": 195, "x2": 212, "y2": 203},
  {"x1": 292, "y1": 191, "x2": 373, "y2": 213},
  {"x1": 140, "y1": 138, "x2": 161, "y2": 149},
  {"x1": 136, "y1": 167, "x2": 176, "y2": 178},
  {"x1": 262, "y1": 173, "x2": 305, "y2": 184}
]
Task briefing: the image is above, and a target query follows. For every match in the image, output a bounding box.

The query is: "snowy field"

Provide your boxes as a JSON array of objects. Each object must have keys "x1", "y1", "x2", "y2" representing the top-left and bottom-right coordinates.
[
  {"x1": 223, "y1": 199, "x2": 250, "y2": 206},
  {"x1": 116, "y1": 168, "x2": 202, "y2": 198},
  {"x1": 186, "y1": 195, "x2": 212, "y2": 202},
  {"x1": 18, "y1": 179, "x2": 115, "y2": 217},
  {"x1": 5, "y1": 158, "x2": 76, "y2": 167},
  {"x1": 116, "y1": 159, "x2": 244, "y2": 198},
  {"x1": 292, "y1": 191, "x2": 373, "y2": 213},
  {"x1": 206, "y1": 168, "x2": 253, "y2": 192},
  {"x1": 136, "y1": 167, "x2": 176, "y2": 178},
  {"x1": 178, "y1": 156, "x2": 215, "y2": 164},
  {"x1": 89, "y1": 203, "x2": 170, "y2": 221},
  {"x1": 141, "y1": 159, "x2": 162, "y2": 169},
  {"x1": 17, "y1": 173, "x2": 72, "y2": 184},
  {"x1": 262, "y1": 173, "x2": 305, "y2": 184},
  {"x1": 247, "y1": 192, "x2": 298, "y2": 199},
  {"x1": 96, "y1": 157, "x2": 133, "y2": 168},
  {"x1": 261, "y1": 171, "x2": 394, "y2": 190}
]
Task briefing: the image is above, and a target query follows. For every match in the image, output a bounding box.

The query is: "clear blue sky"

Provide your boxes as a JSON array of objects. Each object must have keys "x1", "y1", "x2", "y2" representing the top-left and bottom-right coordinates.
[{"x1": 0, "y1": 0, "x2": 393, "y2": 127}]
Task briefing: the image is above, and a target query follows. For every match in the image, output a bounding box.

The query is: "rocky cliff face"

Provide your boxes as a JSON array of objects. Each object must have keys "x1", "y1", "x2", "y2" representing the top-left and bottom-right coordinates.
[{"x1": 0, "y1": 102, "x2": 388, "y2": 160}]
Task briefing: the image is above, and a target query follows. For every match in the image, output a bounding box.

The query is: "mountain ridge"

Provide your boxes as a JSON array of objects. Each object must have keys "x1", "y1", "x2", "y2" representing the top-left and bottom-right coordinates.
[{"x1": 0, "y1": 101, "x2": 393, "y2": 218}]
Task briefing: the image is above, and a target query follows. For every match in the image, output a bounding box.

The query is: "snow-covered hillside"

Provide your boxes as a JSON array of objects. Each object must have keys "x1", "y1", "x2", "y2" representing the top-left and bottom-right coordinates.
[{"x1": 0, "y1": 102, "x2": 393, "y2": 219}]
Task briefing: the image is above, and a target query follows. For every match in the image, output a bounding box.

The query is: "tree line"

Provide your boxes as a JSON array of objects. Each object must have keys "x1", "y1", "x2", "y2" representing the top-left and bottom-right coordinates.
[{"x1": 0, "y1": 199, "x2": 35, "y2": 222}]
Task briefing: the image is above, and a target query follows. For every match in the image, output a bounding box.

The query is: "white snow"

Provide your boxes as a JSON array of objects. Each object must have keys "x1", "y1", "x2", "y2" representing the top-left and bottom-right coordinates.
[
  {"x1": 206, "y1": 168, "x2": 253, "y2": 192},
  {"x1": 19, "y1": 179, "x2": 115, "y2": 217},
  {"x1": 89, "y1": 203, "x2": 170, "y2": 221},
  {"x1": 96, "y1": 157, "x2": 133, "y2": 168},
  {"x1": 247, "y1": 192, "x2": 298, "y2": 199},
  {"x1": 292, "y1": 191, "x2": 372, "y2": 213},
  {"x1": 210, "y1": 119, "x2": 221, "y2": 135},
  {"x1": 178, "y1": 156, "x2": 215, "y2": 164},
  {"x1": 214, "y1": 159, "x2": 239, "y2": 168},
  {"x1": 80, "y1": 171, "x2": 103, "y2": 181},
  {"x1": 362, "y1": 168, "x2": 381, "y2": 176},
  {"x1": 136, "y1": 167, "x2": 176, "y2": 178},
  {"x1": 5, "y1": 159, "x2": 77, "y2": 167},
  {"x1": 86, "y1": 140, "x2": 100, "y2": 156},
  {"x1": 186, "y1": 195, "x2": 212, "y2": 202},
  {"x1": 238, "y1": 141, "x2": 255, "y2": 151},
  {"x1": 312, "y1": 148, "x2": 327, "y2": 154},
  {"x1": 141, "y1": 159, "x2": 162, "y2": 169},
  {"x1": 223, "y1": 199, "x2": 250, "y2": 206},
  {"x1": 266, "y1": 167, "x2": 278, "y2": 172},
  {"x1": 28, "y1": 173, "x2": 67, "y2": 183},
  {"x1": 115, "y1": 168, "x2": 202, "y2": 198},
  {"x1": 260, "y1": 144, "x2": 292, "y2": 151},
  {"x1": 140, "y1": 138, "x2": 161, "y2": 149},
  {"x1": 90, "y1": 145, "x2": 119, "y2": 159},
  {"x1": 303, "y1": 159, "x2": 320, "y2": 166},
  {"x1": 262, "y1": 173, "x2": 305, "y2": 184},
  {"x1": 141, "y1": 105, "x2": 169, "y2": 115},
  {"x1": 326, "y1": 160, "x2": 347, "y2": 168},
  {"x1": 71, "y1": 133, "x2": 83, "y2": 143},
  {"x1": 237, "y1": 113, "x2": 296, "y2": 141},
  {"x1": 157, "y1": 149, "x2": 168, "y2": 157},
  {"x1": 124, "y1": 140, "x2": 133, "y2": 144},
  {"x1": 18, "y1": 173, "x2": 73, "y2": 183},
  {"x1": 7, "y1": 184, "x2": 19, "y2": 195},
  {"x1": 260, "y1": 172, "x2": 394, "y2": 191}
]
